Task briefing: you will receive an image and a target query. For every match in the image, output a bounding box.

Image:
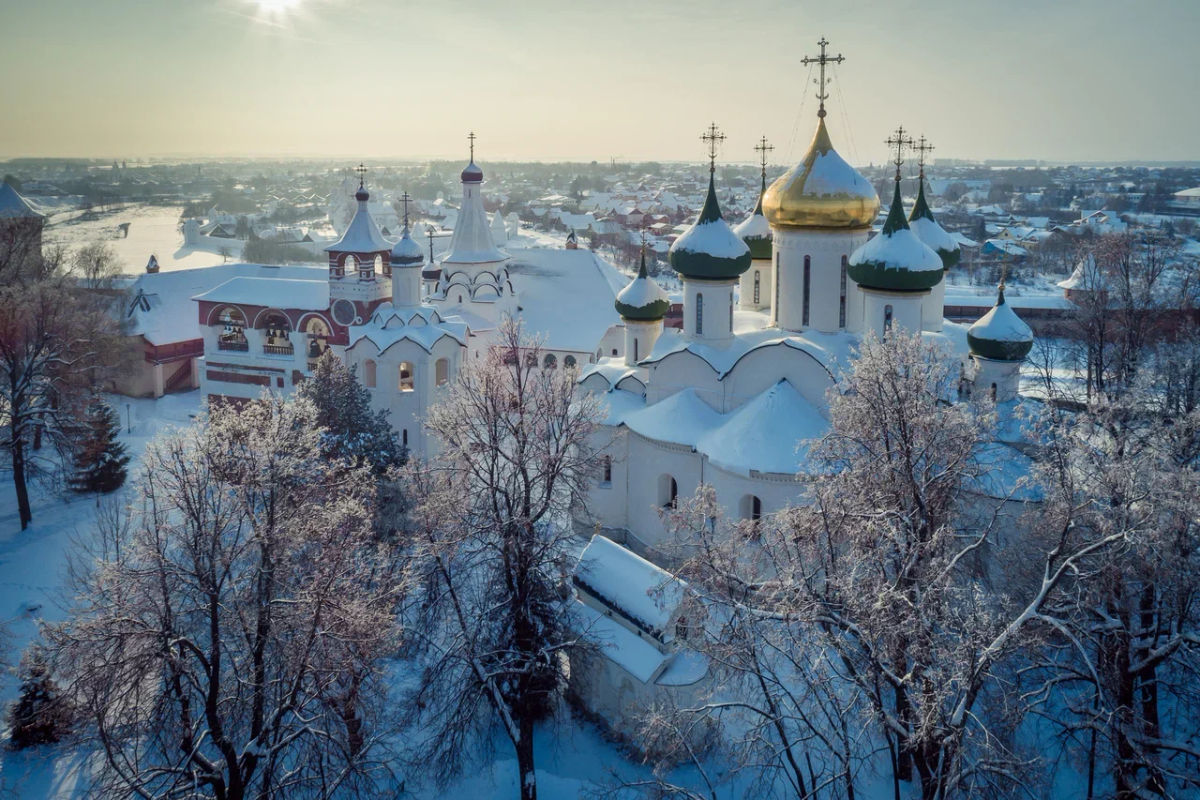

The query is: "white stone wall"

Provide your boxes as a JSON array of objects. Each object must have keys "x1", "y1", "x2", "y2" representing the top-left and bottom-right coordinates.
[
  {"x1": 862, "y1": 289, "x2": 928, "y2": 341},
  {"x1": 738, "y1": 258, "x2": 772, "y2": 311},
  {"x1": 971, "y1": 355, "x2": 1022, "y2": 403},
  {"x1": 773, "y1": 227, "x2": 870, "y2": 333},
  {"x1": 682, "y1": 279, "x2": 735, "y2": 342},
  {"x1": 623, "y1": 319, "x2": 663, "y2": 366}
]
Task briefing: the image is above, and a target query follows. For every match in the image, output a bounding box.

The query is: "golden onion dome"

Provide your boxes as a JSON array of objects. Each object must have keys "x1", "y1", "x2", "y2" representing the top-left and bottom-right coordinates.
[{"x1": 762, "y1": 116, "x2": 879, "y2": 230}]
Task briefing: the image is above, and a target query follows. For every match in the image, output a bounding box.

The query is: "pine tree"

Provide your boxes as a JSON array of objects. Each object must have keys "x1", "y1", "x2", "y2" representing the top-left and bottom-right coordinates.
[
  {"x1": 297, "y1": 350, "x2": 402, "y2": 472},
  {"x1": 68, "y1": 397, "x2": 129, "y2": 494},
  {"x1": 7, "y1": 645, "x2": 72, "y2": 748}
]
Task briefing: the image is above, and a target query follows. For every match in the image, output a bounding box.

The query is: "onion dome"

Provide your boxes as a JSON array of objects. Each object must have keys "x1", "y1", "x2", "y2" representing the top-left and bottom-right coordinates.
[
  {"x1": 968, "y1": 284, "x2": 1034, "y2": 361},
  {"x1": 733, "y1": 190, "x2": 772, "y2": 260},
  {"x1": 461, "y1": 161, "x2": 484, "y2": 183},
  {"x1": 615, "y1": 248, "x2": 671, "y2": 321},
  {"x1": 847, "y1": 182, "x2": 943, "y2": 292},
  {"x1": 908, "y1": 180, "x2": 960, "y2": 270},
  {"x1": 355, "y1": 185, "x2": 370, "y2": 202},
  {"x1": 390, "y1": 226, "x2": 424, "y2": 268},
  {"x1": 668, "y1": 174, "x2": 752, "y2": 280},
  {"x1": 762, "y1": 117, "x2": 879, "y2": 230}
]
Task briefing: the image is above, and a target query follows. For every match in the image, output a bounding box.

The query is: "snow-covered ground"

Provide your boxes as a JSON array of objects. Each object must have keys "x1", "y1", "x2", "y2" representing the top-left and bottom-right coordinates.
[
  {"x1": 42, "y1": 204, "x2": 239, "y2": 274},
  {"x1": 0, "y1": 390, "x2": 664, "y2": 800}
]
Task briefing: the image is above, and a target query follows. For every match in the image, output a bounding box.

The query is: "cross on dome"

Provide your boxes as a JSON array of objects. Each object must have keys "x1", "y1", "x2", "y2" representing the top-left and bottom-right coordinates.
[
  {"x1": 400, "y1": 191, "x2": 412, "y2": 229},
  {"x1": 426, "y1": 226, "x2": 435, "y2": 263},
  {"x1": 468, "y1": 131, "x2": 476, "y2": 162},
  {"x1": 354, "y1": 162, "x2": 368, "y2": 189},
  {"x1": 700, "y1": 122, "x2": 725, "y2": 173},
  {"x1": 913, "y1": 135, "x2": 935, "y2": 178},
  {"x1": 801, "y1": 37, "x2": 844, "y2": 119},
  {"x1": 886, "y1": 125, "x2": 914, "y2": 182}
]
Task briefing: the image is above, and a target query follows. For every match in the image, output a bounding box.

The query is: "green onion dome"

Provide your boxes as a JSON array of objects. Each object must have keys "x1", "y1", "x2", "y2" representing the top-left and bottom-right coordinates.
[
  {"x1": 908, "y1": 179, "x2": 960, "y2": 270},
  {"x1": 669, "y1": 174, "x2": 752, "y2": 281},
  {"x1": 967, "y1": 285, "x2": 1033, "y2": 361},
  {"x1": 733, "y1": 190, "x2": 772, "y2": 260},
  {"x1": 847, "y1": 182, "x2": 943, "y2": 292},
  {"x1": 615, "y1": 248, "x2": 671, "y2": 321}
]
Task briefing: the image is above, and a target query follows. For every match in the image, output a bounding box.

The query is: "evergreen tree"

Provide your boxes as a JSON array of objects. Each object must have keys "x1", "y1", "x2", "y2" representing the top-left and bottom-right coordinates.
[
  {"x1": 8, "y1": 645, "x2": 72, "y2": 748},
  {"x1": 68, "y1": 397, "x2": 129, "y2": 494},
  {"x1": 297, "y1": 350, "x2": 403, "y2": 471}
]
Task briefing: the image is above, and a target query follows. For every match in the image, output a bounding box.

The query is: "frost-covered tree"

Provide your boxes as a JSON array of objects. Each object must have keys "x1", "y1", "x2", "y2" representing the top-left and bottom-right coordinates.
[
  {"x1": 298, "y1": 350, "x2": 403, "y2": 472},
  {"x1": 401, "y1": 319, "x2": 600, "y2": 800},
  {"x1": 67, "y1": 396, "x2": 129, "y2": 494},
  {"x1": 47, "y1": 393, "x2": 401, "y2": 799},
  {"x1": 7, "y1": 644, "x2": 73, "y2": 749},
  {"x1": 652, "y1": 332, "x2": 1136, "y2": 800}
]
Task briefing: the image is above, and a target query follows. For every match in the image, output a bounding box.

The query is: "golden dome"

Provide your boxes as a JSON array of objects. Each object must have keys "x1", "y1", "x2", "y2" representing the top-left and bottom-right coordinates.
[{"x1": 762, "y1": 116, "x2": 879, "y2": 230}]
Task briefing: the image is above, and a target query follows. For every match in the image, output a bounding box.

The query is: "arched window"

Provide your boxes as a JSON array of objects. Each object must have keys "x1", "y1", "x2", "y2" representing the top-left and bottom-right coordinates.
[
  {"x1": 839, "y1": 255, "x2": 848, "y2": 329},
  {"x1": 659, "y1": 474, "x2": 678, "y2": 508},
  {"x1": 884, "y1": 304, "x2": 894, "y2": 334},
  {"x1": 436, "y1": 358, "x2": 450, "y2": 385},
  {"x1": 217, "y1": 307, "x2": 247, "y2": 350},
  {"x1": 457, "y1": 293, "x2": 463, "y2": 304},
  {"x1": 633, "y1": 338, "x2": 638, "y2": 361},
  {"x1": 802, "y1": 255, "x2": 811, "y2": 327},
  {"x1": 363, "y1": 359, "x2": 377, "y2": 388},
  {"x1": 740, "y1": 494, "x2": 763, "y2": 521},
  {"x1": 543, "y1": 353, "x2": 557, "y2": 369},
  {"x1": 344, "y1": 254, "x2": 357, "y2": 278},
  {"x1": 601, "y1": 455, "x2": 612, "y2": 485},
  {"x1": 773, "y1": 252, "x2": 781, "y2": 325},
  {"x1": 611, "y1": 348, "x2": 618, "y2": 356},
  {"x1": 990, "y1": 382, "x2": 998, "y2": 401},
  {"x1": 399, "y1": 362, "x2": 414, "y2": 392},
  {"x1": 261, "y1": 312, "x2": 293, "y2": 355},
  {"x1": 729, "y1": 293, "x2": 733, "y2": 332},
  {"x1": 564, "y1": 355, "x2": 577, "y2": 369},
  {"x1": 376, "y1": 254, "x2": 388, "y2": 278},
  {"x1": 524, "y1": 351, "x2": 538, "y2": 368},
  {"x1": 305, "y1": 317, "x2": 331, "y2": 359},
  {"x1": 402, "y1": 428, "x2": 408, "y2": 448},
  {"x1": 696, "y1": 293, "x2": 704, "y2": 335},
  {"x1": 753, "y1": 270, "x2": 760, "y2": 305}
]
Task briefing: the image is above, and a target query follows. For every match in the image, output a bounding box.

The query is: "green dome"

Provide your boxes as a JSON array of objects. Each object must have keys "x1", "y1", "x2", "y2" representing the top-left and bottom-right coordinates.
[
  {"x1": 669, "y1": 174, "x2": 752, "y2": 281},
  {"x1": 847, "y1": 182, "x2": 943, "y2": 293},
  {"x1": 733, "y1": 190, "x2": 772, "y2": 260},
  {"x1": 615, "y1": 249, "x2": 672, "y2": 321},
  {"x1": 908, "y1": 180, "x2": 961, "y2": 270},
  {"x1": 967, "y1": 285, "x2": 1034, "y2": 361}
]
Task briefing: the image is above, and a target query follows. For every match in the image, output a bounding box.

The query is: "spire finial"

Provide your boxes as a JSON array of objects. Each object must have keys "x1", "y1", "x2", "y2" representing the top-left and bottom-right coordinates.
[
  {"x1": 639, "y1": 223, "x2": 649, "y2": 276},
  {"x1": 913, "y1": 135, "x2": 934, "y2": 181},
  {"x1": 354, "y1": 162, "x2": 367, "y2": 190},
  {"x1": 701, "y1": 122, "x2": 725, "y2": 174},
  {"x1": 885, "y1": 125, "x2": 914, "y2": 183},
  {"x1": 754, "y1": 135, "x2": 774, "y2": 192},
  {"x1": 467, "y1": 131, "x2": 476, "y2": 162},
  {"x1": 801, "y1": 37, "x2": 845, "y2": 119},
  {"x1": 427, "y1": 226, "x2": 435, "y2": 264},
  {"x1": 400, "y1": 191, "x2": 412, "y2": 230}
]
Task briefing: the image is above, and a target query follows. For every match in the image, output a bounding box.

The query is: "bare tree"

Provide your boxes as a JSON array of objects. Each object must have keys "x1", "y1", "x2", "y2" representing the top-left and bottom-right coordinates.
[
  {"x1": 46, "y1": 394, "x2": 401, "y2": 799},
  {"x1": 400, "y1": 319, "x2": 600, "y2": 800},
  {"x1": 71, "y1": 240, "x2": 120, "y2": 289}
]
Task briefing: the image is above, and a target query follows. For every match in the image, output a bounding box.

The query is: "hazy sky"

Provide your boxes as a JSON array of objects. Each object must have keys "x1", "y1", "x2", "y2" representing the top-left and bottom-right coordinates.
[{"x1": 1, "y1": 0, "x2": 1197, "y2": 165}]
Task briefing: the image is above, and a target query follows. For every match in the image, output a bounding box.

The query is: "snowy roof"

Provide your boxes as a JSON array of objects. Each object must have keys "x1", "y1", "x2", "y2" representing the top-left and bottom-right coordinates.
[
  {"x1": 848, "y1": 183, "x2": 943, "y2": 292},
  {"x1": 968, "y1": 287, "x2": 1034, "y2": 361},
  {"x1": 390, "y1": 227, "x2": 424, "y2": 267},
  {"x1": 668, "y1": 174, "x2": 752, "y2": 280},
  {"x1": 325, "y1": 191, "x2": 390, "y2": 254},
  {"x1": 347, "y1": 303, "x2": 468, "y2": 354},
  {"x1": 0, "y1": 182, "x2": 44, "y2": 219},
  {"x1": 571, "y1": 600, "x2": 670, "y2": 684},
  {"x1": 194, "y1": 276, "x2": 329, "y2": 311},
  {"x1": 615, "y1": 253, "x2": 670, "y2": 321},
  {"x1": 505, "y1": 248, "x2": 622, "y2": 353},
  {"x1": 732, "y1": 209, "x2": 771, "y2": 241},
  {"x1": 130, "y1": 264, "x2": 325, "y2": 345},
  {"x1": 575, "y1": 535, "x2": 686, "y2": 637},
  {"x1": 443, "y1": 171, "x2": 507, "y2": 265},
  {"x1": 1057, "y1": 254, "x2": 1106, "y2": 290},
  {"x1": 908, "y1": 214, "x2": 960, "y2": 267}
]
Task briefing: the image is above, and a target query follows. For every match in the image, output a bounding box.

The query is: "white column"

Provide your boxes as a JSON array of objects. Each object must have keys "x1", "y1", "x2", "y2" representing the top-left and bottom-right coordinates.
[
  {"x1": 624, "y1": 318, "x2": 663, "y2": 366},
  {"x1": 738, "y1": 259, "x2": 771, "y2": 311},
  {"x1": 972, "y1": 356, "x2": 1022, "y2": 402},
  {"x1": 683, "y1": 279, "x2": 735, "y2": 342},
  {"x1": 773, "y1": 228, "x2": 869, "y2": 333}
]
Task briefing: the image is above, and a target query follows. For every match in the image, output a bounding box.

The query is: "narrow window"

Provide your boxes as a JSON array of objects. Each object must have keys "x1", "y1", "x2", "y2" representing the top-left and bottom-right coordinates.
[
  {"x1": 802, "y1": 255, "x2": 811, "y2": 327},
  {"x1": 364, "y1": 359, "x2": 377, "y2": 388},
  {"x1": 752, "y1": 495, "x2": 762, "y2": 521},
  {"x1": 990, "y1": 382, "x2": 998, "y2": 401},
  {"x1": 839, "y1": 255, "x2": 848, "y2": 328},
  {"x1": 773, "y1": 253, "x2": 781, "y2": 324},
  {"x1": 753, "y1": 270, "x2": 760, "y2": 305},
  {"x1": 729, "y1": 292, "x2": 733, "y2": 332},
  {"x1": 659, "y1": 474, "x2": 678, "y2": 508},
  {"x1": 675, "y1": 617, "x2": 688, "y2": 641},
  {"x1": 602, "y1": 456, "x2": 612, "y2": 484},
  {"x1": 435, "y1": 358, "x2": 449, "y2": 386},
  {"x1": 696, "y1": 293, "x2": 704, "y2": 335},
  {"x1": 402, "y1": 428, "x2": 408, "y2": 447},
  {"x1": 399, "y1": 361, "x2": 414, "y2": 392},
  {"x1": 633, "y1": 338, "x2": 638, "y2": 361},
  {"x1": 884, "y1": 304, "x2": 894, "y2": 334}
]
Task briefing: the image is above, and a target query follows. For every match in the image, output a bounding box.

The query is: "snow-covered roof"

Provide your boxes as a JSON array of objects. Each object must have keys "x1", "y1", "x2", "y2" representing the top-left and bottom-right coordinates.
[
  {"x1": 571, "y1": 600, "x2": 670, "y2": 683},
  {"x1": 909, "y1": 215, "x2": 960, "y2": 260},
  {"x1": 443, "y1": 174, "x2": 507, "y2": 265},
  {"x1": 0, "y1": 182, "x2": 44, "y2": 219},
  {"x1": 347, "y1": 303, "x2": 468, "y2": 354},
  {"x1": 732, "y1": 210, "x2": 771, "y2": 241},
  {"x1": 194, "y1": 276, "x2": 329, "y2": 311},
  {"x1": 325, "y1": 191, "x2": 390, "y2": 254},
  {"x1": 575, "y1": 535, "x2": 686, "y2": 636},
  {"x1": 131, "y1": 264, "x2": 325, "y2": 345},
  {"x1": 969, "y1": 289, "x2": 1033, "y2": 343},
  {"x1": 505, "y1": 248, "x2": 622, "y2": 353},
  {"x1": 851, "y1": 226, "x2": 943, "y2": 272}
]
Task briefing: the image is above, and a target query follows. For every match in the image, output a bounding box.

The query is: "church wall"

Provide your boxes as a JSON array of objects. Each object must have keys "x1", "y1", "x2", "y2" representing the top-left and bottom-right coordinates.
[
  {"x1": 626, "y1": 434, "x2": 704, "y2": 557},
  {"x1": 923, "y1": 277, "x2": 946, "y2": 332},
  {"x1": 862, "y1": 289, "x2": 928, "y2": 340},
  {"x1": 719, "y1": 345, "x2": 836, "y2": 414},
  {"x1": 585, "y1": 426, "x2": 631, "y2": 532},
  {"x1": 738, "y1": 259, "x2": 772, "y2": 312},
  {"x1": 682, "y1": 279, "x2": 736, "y2": 341},
  {"x1": 774, "y1": 228, "x2": 869, "y2": 333},
  {"x1": 645, "y1": 352, "x2": 723, "y2": 411}
]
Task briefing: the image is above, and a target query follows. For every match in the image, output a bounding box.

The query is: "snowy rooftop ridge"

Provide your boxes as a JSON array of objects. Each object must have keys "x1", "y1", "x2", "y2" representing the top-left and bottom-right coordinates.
[
  {"x1": 443, "y1": 164, "x2": 507, "y2": 265},
  {"x1": 574, "y1": 535, "x2": 686, "y2": 638},
  {"x1": 0, "y1": 182, "x2": 44, "y2": 219},
  {"x1": 325, "y1": 190, "x2": 390, "y2": 254},
  {"x1": 194, "y1": 276, "x2": 330, "y2": 311}
]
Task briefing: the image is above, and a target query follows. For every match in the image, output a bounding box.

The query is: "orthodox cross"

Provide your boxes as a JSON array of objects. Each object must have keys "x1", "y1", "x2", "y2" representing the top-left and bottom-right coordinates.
[
  {"x1": 754, "y1": 136, "x2": 774, "y2": 189},
  {"x1": 426, "y1": 227, "x2": 435, "y2": 264},
  {"x1": 701, "y1": 122, "x2": 725, "y2": 174},
  {"x1": 467, "y1": 131, "x2": 476, "y2": 162},
  {"x1": 885, "y1": 125, "x2": 914, "y2": 182},
  {"x1": 801, "y1": 37, "x2": 844, "y2": 119},
  {"x1": 913, "y1": 135, "x2": 935, "y2": 179},
  {"x1": 400, "y1": 191, "x2": 412, "y2": 228},
  {"x1": 354, "y1": 162, "x2": 367, "y2": 189}
]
